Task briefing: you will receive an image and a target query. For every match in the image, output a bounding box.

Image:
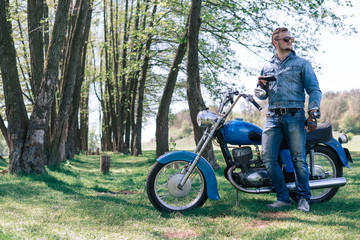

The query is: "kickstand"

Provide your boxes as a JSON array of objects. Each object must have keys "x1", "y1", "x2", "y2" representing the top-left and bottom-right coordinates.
[{"x1": 236, "y1": 190, "x2": 239, "y2": 207}]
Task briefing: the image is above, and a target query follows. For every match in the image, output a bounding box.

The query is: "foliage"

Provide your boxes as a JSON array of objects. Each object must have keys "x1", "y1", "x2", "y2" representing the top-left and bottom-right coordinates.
[
  {"x1": 0, "y1": 151, "x2": 359, "y2": 239},
  {"x1": 0, "y1": 0, "x2": 358, "y2": 171},
  {"x1": 321, "y1": 89, "x2": 360, "y2": 134},
  {"x1": 88, "y1": 129, "x2": 100, "y2": 150}
]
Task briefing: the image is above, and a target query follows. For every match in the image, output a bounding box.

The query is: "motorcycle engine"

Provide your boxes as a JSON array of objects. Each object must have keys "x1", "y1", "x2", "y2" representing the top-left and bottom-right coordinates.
[
  {"x1": 232, "y1": 147, "x2": 252, "y2": 172},
  {"x1": 232, "y1": 147, "x2": 271, "y2": 188}
]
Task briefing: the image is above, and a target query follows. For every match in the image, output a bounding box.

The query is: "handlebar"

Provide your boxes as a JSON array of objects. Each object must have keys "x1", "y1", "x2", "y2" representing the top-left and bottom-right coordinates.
[
  {"x1": 243, "y1": 94, "x2": 262, "y2": 111},
  {"x1": 250, "y1": 98, "x2": 262, "y2": 110}
]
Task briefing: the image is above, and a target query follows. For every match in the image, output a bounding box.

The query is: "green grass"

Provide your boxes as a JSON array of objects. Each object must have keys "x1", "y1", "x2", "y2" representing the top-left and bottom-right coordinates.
[{"x1": 0, "y1": 151, "x2": 359, "y2": 240}]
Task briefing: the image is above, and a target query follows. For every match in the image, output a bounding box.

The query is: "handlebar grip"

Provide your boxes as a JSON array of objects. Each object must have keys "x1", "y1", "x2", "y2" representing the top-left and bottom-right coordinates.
[{"x1": 251, "y1": 99, "x2": 262, "y2": 110}]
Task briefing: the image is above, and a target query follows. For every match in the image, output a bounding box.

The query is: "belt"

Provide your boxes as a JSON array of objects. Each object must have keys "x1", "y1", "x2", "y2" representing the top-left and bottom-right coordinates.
[{"x1": 270, "y1": 108, "x2": 301, "y2": 115}]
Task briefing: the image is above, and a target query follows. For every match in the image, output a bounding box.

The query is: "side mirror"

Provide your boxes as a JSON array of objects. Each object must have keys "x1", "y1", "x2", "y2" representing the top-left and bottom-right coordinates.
[{"x1": 254, "y1": 87, "x2": 267, "y2": 99}]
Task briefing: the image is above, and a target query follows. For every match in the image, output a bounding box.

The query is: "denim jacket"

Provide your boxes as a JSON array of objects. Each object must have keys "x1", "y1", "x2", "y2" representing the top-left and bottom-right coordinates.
[{"x1": 258, "y1": 51, "x2": 322, "y2": 111}]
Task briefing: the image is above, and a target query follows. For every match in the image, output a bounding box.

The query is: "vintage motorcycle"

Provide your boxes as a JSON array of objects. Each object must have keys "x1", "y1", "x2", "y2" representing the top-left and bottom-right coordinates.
[{"x1": 146, "y1": 89, "x2": 353, "y2": 212}]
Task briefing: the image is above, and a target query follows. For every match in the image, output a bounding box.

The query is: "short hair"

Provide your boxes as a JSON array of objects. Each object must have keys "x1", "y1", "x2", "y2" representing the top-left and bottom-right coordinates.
[{"x1": 272, "y1": 27, "x2": 289, "y2": 42}]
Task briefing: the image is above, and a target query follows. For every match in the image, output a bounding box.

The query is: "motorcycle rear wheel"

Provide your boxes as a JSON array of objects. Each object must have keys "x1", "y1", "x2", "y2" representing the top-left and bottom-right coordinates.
[
  {"x1": 146, "y1": 161, "x2": 208, "y2": 212},
  {"x1": 290, "y1": 145, "x2": 343, "y2": 203}
]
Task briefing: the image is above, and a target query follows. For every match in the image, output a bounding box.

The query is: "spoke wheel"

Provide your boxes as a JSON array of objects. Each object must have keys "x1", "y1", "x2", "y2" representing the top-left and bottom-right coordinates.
[
  {"x1": 146, "y1": 161, "x2": 208, "y2": 212},
  {"x1": 290, "y1": 145, "x2": 343, "y2": 203}
]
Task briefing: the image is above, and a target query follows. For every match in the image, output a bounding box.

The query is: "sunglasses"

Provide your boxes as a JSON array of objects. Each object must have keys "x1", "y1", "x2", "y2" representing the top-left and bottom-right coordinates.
[{"x1": 277, "y1": 37, "x2": 294, "y2": 42}]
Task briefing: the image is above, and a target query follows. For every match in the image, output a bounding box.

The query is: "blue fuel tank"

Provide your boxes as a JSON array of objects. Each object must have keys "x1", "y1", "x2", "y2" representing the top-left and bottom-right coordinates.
[{"x1": 222, "y1": 119, "x2": 262, "y2": 145}]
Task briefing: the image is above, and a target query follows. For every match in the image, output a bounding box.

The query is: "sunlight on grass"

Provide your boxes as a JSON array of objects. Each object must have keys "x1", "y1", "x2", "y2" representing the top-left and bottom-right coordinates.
[{"x1": 0, "y1": 150, "x2": 359, "y2": 239}]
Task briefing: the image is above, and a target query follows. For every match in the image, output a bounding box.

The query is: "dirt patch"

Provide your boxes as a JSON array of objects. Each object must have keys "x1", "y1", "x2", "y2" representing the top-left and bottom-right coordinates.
[
  {"x1": 258, "y1": 211, "x2": 291, "y2": 219},
  {"x1": 162, "y1": 229, "x2": 200, "y2": 239},
  {"x1": 245, "y1": 212, "x2": 291, "y2": 230},
  {"x1": 246, "y1": 220, "x2": 272, "y2": 229}
]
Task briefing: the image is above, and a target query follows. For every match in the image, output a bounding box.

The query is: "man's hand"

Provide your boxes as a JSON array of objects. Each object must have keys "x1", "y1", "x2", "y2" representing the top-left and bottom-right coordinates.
[
  {"x1": 258, "y1": 76, "x2": 268, "y2": 89},
  {"x1": 305, "y1": 115, "x2": 317, "y2": 132}
]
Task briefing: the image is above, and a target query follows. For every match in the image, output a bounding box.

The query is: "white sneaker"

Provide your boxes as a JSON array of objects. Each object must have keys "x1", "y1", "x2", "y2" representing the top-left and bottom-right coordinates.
[{"x1": 297, "y1": 198, "x2": 310, "y2": 212}]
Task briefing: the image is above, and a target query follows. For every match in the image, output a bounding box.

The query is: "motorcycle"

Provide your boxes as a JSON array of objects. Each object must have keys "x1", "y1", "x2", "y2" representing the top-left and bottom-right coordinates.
[{"x1": 146, "y1": 89, "x2": 353, "y2": 212}]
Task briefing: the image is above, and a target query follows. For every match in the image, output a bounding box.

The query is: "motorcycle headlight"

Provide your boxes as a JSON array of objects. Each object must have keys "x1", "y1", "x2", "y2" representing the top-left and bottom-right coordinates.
[{"x1": 197, "y1": 110, "x2": 218, "y2": 127}]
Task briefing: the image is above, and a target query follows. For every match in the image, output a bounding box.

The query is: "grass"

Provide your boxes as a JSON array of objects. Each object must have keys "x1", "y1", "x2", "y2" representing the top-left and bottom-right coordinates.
[{"x1": 0, "y1": 150, "x2": 359, "y2": 240}]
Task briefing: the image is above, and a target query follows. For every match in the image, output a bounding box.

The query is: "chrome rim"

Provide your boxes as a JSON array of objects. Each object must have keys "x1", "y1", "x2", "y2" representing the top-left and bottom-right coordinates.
[
  {"x1": 154, "y1": 161, "x2": 205, "y2": 211},
  {"x1": 307, "y1": 152, "x2": 336, "y2": 200}
]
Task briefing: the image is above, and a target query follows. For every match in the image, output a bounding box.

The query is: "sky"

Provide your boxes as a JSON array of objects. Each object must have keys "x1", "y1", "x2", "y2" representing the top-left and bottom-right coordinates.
[
  {"x1": 237, "y1": 1, "x2": 360, "y2": 93},
  {"x1": 316, "y1": 1, "x2": 360, "y2": 92}
]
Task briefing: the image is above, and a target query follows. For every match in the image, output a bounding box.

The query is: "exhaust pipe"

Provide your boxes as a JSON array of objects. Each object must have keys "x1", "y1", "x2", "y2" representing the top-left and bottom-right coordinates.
[
  {"x1": 227, "y1": 165, "x2": 347, "y2": 193},
  {"x1": 287, "y1": 177, "x2": 346, "y2": 191}
]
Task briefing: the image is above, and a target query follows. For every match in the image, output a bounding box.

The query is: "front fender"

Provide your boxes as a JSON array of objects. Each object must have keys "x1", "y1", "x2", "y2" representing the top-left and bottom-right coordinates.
[
  {"x1": 323, "y1": 138, "x2": 350, "y2": 168},
  {"x1": 157, "y1": 151, "x2": 220, "y2": 200}
]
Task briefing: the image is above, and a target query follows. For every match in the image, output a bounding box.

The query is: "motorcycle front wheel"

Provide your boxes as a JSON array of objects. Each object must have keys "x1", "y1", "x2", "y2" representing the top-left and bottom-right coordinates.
[
  {"x1": 146, "y1": 161, "x2": 208, "y2": 212},
  {"x1": 290, "y1": 145, "x2": 343, "y2": 203}
]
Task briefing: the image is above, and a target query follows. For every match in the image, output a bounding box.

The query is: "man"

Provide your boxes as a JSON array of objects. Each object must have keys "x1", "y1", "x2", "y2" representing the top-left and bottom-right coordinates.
[{"x1": 257, "y1": 27, "x2": 322, "y2": 212}]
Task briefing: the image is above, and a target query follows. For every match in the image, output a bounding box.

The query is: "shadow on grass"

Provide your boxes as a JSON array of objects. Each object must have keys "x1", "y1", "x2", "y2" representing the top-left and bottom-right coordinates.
[{"x1": 29, "y1": 172, "x2": 80, "y2": 196}]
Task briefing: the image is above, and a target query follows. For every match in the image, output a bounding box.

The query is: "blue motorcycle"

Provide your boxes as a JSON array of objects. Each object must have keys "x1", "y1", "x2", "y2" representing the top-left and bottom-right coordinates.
[{"x1": 146, "y1": 90, "x2": 352, "y2": 212}]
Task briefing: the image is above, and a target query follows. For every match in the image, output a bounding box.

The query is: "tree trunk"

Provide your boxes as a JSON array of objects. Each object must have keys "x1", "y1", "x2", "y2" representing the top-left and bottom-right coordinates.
[
  {"x1": 49, "y1": 0, "x2": 92, "y2": 166},
  {"x1": 79, "y1": 80, "x2": 90, "y2": 152},
  {"x1": 100, "y1": 155, "x2": 111, "y2": 174},
  {"x1": 186, "y1": 0, "x2": 219, "y2": 169},
  {"x1": 27, "y1": 0, "x2": 44, "y2": 97},
  {"x1": 130, "y1": 0, "x2": 149, "y2": 154},
  {"x1": 118, "y1": 0, "x2": 129, "y2": 154},
  {"x1": 156, "y1": 28, "x2": 188, "y2": 157},
  {"x1": 0, "y1": 0, "x2": 29, "y2": 174},
  {"x1": 132, "y1": 1, "x2": 157, "y2": 156},
  {"x1": 110, "y1": 0, "x2": 120, "y2": 152},
  {"x1": 102, "y1": 0, "x2": 116, "y2": 152},
  {"x1": 66, "y1": 4, "x2": 92, "y2": 159},
  {"x1": 15, "y1": 0, "x2": 33, "y2": 102},
  {"x1": 20, "y1": 0, "x2": 72, "y2": 174}
]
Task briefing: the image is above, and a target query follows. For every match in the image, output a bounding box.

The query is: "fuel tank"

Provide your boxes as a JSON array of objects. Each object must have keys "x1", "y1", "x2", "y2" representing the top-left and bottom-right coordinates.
[{"x1": 222, "y1": 118, "x2": 262, "y2": 145}]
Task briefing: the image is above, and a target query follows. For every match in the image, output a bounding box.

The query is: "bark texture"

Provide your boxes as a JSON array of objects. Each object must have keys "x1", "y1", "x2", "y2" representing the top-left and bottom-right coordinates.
[
  {"x1": 132, "y1": 1, "x2": 157, "y2": 156},
  {"x1": 155, "y1": 29, "x2": 188, "y2": 157},
  {"x1": 20, "y1": 0, "x2": 72, "y2": 173},
  {"x1": 186, "y1": 0, "x2": 219, "y2": 169},
  {"x1": 27, "y1": 0, "x2": 44, "y2": 97},
  {"x1": 49, "y1": 0, "x2": 92, "y2": 166},
  {"x1": 0, "y1": 0, "x2": 29, "y2": 174}
]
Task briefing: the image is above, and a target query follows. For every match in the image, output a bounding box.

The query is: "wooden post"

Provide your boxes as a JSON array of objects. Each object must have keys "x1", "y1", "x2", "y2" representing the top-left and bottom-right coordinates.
[{"x1": 100, "y1": 155, "x2": 111, "y2": 174}]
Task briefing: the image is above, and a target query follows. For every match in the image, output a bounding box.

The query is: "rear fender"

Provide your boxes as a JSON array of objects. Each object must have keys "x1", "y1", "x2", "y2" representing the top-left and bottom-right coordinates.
[
  {"x1": 280, "y1": 139, "x2": 350, "y2": 170},
  {"x1": 323, "y1": 138, "x2": 351, "y2": 168},
  {"x1": 157, "y1": 151, "x2": 220, "y2": 200}
]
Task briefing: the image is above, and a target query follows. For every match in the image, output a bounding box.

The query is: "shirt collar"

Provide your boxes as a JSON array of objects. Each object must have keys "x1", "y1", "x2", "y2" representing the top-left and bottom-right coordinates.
[{"x1": 272, "y1": 50, "x2": 295, "y2": 65}]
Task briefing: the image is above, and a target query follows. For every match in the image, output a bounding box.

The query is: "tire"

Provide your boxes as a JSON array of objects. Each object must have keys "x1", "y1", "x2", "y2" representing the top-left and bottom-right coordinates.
[
  {"x1": 146, "y1": 161, "x2": 208, "y2": 212},
  {"x1": 290, "y1": 145, "x2": 343, "y2": 203}
]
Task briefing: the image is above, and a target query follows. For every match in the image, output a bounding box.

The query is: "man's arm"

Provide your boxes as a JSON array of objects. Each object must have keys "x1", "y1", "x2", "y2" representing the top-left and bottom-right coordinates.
[{"x1": 303, "y1": 61, "x2": 322, "y2": 111}]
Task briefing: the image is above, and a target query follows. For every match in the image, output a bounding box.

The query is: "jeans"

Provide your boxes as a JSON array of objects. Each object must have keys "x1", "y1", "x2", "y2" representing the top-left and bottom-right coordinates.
[{"x1": 262, "y1": 109, "x2": 311, "y2": 203}]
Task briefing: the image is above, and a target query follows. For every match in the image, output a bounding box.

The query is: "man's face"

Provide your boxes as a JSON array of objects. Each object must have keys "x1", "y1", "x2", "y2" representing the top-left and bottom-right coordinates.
[{"x1": 274, "y1": 31, "x2": 293, "y2": 52}]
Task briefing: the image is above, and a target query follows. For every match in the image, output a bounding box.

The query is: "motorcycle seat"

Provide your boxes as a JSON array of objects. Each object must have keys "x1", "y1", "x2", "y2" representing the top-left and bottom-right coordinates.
[{"x1": 306, "y1": 122, "x2": 333, "y2": 144}]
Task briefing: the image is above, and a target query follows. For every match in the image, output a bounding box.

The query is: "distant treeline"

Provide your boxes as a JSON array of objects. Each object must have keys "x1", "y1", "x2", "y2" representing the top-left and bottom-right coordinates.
[
  {"x1": 169, "y1": 89, "x2": 360, "y2": 135},
  {"x1": 321, "y1": 89, "x2": 360, "y2": 134}
]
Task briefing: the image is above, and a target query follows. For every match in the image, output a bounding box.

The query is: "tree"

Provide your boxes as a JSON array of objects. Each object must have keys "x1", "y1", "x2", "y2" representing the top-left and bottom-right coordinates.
[
  {"x1": 49, "y1": 0, "x2": 92, "y2": 166},
  {"x1": 0, "y1": 0, "x2": 29, "y2": 174},
  {"x1": 27, "y1": 0, "x2": 45, "y2": 97},
  {"x1": 132, "y1": 0, "x2": 158, "y2": 156},
  {"x1": 155, "y1": 21, "x2": 188, "y2": 157},
  {"x1": 19, "y1": 0, "x2": 72, "y2": 173},
  {"x1": 186, "y1": 0, "x2": 219, "y2": 169},
  {"x1": 65, "y1": 1, "x2": 93, "y2": 159}
]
